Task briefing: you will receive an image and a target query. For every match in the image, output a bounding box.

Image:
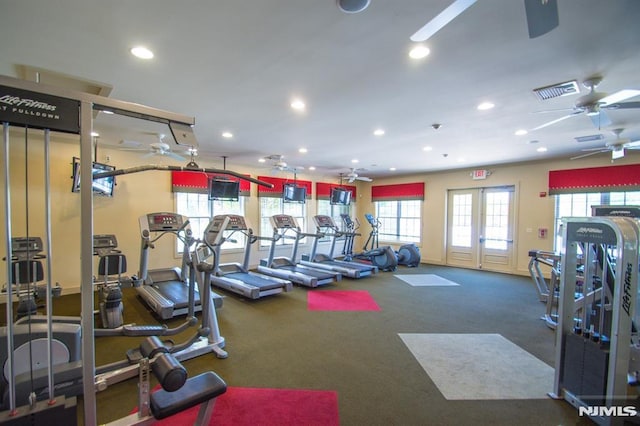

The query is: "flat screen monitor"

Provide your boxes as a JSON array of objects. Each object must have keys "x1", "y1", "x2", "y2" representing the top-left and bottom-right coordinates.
[
  {"x1": 208, "y1": 178, "x2": 240, "y2": 201},
  {"x1": 71, "y1": 157, "x2": 116, "y2": 197},
  {"x1": 283, "y1": 184, "x2": 306, "y2": 204},
  {"x1": 330, "y1": 187, "x2": 352, "y2": 205}
]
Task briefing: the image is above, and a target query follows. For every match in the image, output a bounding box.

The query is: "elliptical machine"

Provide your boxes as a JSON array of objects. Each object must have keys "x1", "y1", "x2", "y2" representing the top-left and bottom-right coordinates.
[
  {"x1": 340, "y1": 214, "x2": 398, "y2": 272},
  {"x1": 360, "y1": 214, "x2": 421, "y2": 267}
]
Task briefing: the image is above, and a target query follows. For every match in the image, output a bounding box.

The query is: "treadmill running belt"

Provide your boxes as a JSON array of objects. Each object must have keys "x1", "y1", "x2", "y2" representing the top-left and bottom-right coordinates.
[
  {"x1": 225, "y1": 273, "x2": 284, "y2": 291},
  {"x1": 153, "y1": 280, "x2": 200, "y2": 309}
]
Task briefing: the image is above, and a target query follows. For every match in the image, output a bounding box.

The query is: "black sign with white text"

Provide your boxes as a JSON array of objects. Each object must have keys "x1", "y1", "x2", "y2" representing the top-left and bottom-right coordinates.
[{"x1": 0, "y1": 85, "x2": 80, "y2": 133}]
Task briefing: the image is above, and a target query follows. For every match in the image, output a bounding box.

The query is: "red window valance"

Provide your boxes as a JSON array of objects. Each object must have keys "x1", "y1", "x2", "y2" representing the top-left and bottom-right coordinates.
[
  {"x1": 171, "y1": 171, "x2": 250, "y2": 195},
  {"x1": 315, "y1": 182, "x2": 357, "y2": 200},
  {"x1": 548, "y1": 164, "x2": 640, "y2": 195},
  {"x1": 371, "y1": 182, "x2": 424, "y2": 201},
  {"x1": 257, "y1": 176, "x2": 312, "y2": 198}
]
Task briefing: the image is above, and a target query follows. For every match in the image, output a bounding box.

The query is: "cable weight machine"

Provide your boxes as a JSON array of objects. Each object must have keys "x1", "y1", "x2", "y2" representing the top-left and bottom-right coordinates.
[{"x1": 550, "y1": 216, "x2": 640, "y2": 425}]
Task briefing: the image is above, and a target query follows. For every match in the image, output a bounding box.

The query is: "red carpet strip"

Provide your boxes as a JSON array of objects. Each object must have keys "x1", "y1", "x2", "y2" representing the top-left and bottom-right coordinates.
[{"x1": 307, "y1": 290, "x2": 381, "y2": 311}]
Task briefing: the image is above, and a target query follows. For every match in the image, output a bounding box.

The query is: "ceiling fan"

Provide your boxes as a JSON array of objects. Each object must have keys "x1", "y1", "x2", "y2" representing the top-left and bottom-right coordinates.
[
  {"x1": 410, "y1": 0, "x2": 558, "y2": 42},
  {"x1": 120, "y1": 133, "x2": 186, "y2": 161},
  {"x1": 532, "y1": 76, "x2": 640, "y2": 131},
  {"x1": 571, "y1": 128, "x2": 640, "y2": 161},
  {"x1": 346, "y1": 168, "x2": 373, "y2": 183},
  {"x1": 263, "y1": 154, "x2": 301, "y2": 174}
]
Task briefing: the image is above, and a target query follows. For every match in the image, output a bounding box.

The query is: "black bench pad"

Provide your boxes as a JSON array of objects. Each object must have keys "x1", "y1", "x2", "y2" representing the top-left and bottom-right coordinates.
[{"x1": 151, "y1": 371, "x2": 227, "y2": 420}]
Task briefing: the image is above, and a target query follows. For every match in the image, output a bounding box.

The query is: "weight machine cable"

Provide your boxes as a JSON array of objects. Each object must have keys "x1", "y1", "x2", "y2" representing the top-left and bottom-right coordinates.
[
  {"x1": 44, "y1": 128, "x2": 55, "y2": 403},
  {"x1": 22, "y1": 126, "x2": 37, "y2": 401},
  {"x1": 3, "y1": 122, "x2": 17, "y2": 414}
]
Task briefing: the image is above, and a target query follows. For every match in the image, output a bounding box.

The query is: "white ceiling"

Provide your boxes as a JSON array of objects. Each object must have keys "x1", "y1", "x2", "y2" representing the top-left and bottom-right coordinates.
[{"x1": 1, "y1": 0, "x2": 640, "y2": 179}]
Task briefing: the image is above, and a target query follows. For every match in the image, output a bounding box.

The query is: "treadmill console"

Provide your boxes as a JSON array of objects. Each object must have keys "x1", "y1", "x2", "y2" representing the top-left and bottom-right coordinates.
[
  {"x1": 223, "y1": 214, "x2": 248, "y2": 230},
  {"x1": 313, "y1": 215, "x2": 336, "y2": 229},
  {"x1": 271, "y1": 214, "x2": 297, "y2": 229},
  {"x1": 148, "y1": 213, "x2": 183, "y2": 231},
  {"x1": 340, "y1": 214, "x2": 354, "y2": 227}
]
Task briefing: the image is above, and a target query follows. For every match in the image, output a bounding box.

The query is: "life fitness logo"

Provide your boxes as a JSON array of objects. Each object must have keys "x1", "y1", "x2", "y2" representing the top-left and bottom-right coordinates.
[
  {"x1": 579, "y1": 406, "x2": 638, "y2": 417},
  {"x1": 0, "y1": 94, "x2": 59, "y2": 118}
]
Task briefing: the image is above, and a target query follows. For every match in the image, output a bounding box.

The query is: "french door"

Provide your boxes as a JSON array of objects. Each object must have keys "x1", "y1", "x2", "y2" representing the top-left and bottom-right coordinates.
[{"x1": 446, "y1": 186, "x2": 515, "y2": 273}]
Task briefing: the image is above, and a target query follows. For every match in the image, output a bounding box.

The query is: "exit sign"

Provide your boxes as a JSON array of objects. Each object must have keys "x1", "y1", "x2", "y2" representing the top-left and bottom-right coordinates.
[{"x1": 472, "y1": 169, "x2": 489, "y2": 180}]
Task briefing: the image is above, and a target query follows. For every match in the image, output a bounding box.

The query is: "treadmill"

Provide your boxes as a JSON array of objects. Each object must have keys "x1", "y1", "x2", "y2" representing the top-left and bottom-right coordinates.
[
  {"x1": 300, "y1": 215, "x2": 377, "y2": 278},
  {"x1": 257, "y1": 214, "x2": 342, "y2": 287},
  {"x1": 136, "y1": 212, "x2": 222, "y2": 320},
  {"x1": 208, "y1": 214, "x2": 293, "y2": 299}
]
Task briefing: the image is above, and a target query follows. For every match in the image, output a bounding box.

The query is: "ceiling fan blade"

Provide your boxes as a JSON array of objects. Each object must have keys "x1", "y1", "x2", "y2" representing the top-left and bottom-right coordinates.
[
  {"x1": 524, "y1": 0, "x2": 559, "y2": 39},
  {"x1": 589, "y1": 110, "x2": 611, "y2": 128},
  {"x1": 348, "y1": 177, "x2": 356, "y2": 183},
  {"x1": 141, "y1": 152, "x2": 155, "y2": 159},
  {"x1": 625, "y1": 140, "x2": 640, "y2": 149},
  {"x1": 410, "y1": 0, "x2": 477, "y2": 42},
  {"x1": 603, "y1": 101, "x2": 640, "y2": 110},
  {"x1": 530, "y1": 113, "x2": 576, "y2": 131},
  {"x1": 356, "y1": 177, "x2": 373, "y2": 182},
  {"x1": 580, "y1": 147, "x2": 610, "y2": 152},
  {"x1": 599, "y1": 90, "x2": 640, "y2": 106},
  {"x1": 166, "y1": 151, "x2": 186, "y2": 161},
  {"x1": 570, "y1": 150, "x2": 607, "y2": 160}
]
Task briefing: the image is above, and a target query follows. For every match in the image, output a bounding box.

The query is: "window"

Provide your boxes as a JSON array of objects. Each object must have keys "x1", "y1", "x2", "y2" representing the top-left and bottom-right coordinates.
[
  {"x1": 484, "y1": 191, "x2": 510, "y2": 250},
  {"x1": 175, "y1": 192, "x2": 245, "y2": 252},
  {"x1": 316, "y1": 200, "x2": 352, "y2": 244},
  {"x1": 374, "y1": 199, "x2": 421, "y2": 243},
  {"x1": 554, "y1": 191, "x2": 640, "y2": 250},
  {"x1": 259, "y1": 197, "x2": 306, "y2": 248},
  {"x1": 451, "y1": 193, "x2": 472, "y2": 247}
]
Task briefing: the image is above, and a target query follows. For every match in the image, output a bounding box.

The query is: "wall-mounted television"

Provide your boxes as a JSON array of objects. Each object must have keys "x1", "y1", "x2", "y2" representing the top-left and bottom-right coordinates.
[
  {"x1": 71, "y1": 157, "x2": 116, "y2": 197},
  {"x1": 330, "y1": 187, "x2": 352, "y2": 205},
  {"x1": 283, "y1": 183, "x2": 306, "y2": 204},
  {"x1": 208, "y1": 178, "x2": 240, "y2": 201}
]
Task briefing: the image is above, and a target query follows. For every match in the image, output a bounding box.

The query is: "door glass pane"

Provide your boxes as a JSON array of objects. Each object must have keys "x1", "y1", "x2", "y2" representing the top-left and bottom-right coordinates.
[
  {"x1": 451, "y1": 193, "x2": 472, "y2": 247},
  {"x1": 484, "y1": 191, "x2": 510, "y2": 250}
]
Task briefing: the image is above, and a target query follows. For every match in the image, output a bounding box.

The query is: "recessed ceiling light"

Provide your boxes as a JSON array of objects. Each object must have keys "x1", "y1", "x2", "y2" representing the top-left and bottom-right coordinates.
[
  {"x1": 457, "y1": 158, "x2": 466, "y2": 162},
  {"x1": 409, "y1": 45, "x2": 430, "y2": 59},
  {"x1": 258, "y1": 158, "x2": 266, "y2": 163},
  {"x1": 423, "y1": 146, "x2": 433, "y2": 151},
  {"x1": 537, "y1": 147, "x2": 548, "y2": 152},
  {"x1": 373, "y1": 129, "x2": 385, "y2": 136},
  {"x1": 308, "y1": 166, "x2": 316, "y2": 171},
  {"x1": 290, "y1": 99, "x2": 306, "y2": 111},
  {"x1": 477, "y1": 102, "x2": 495, "y2": 111},
  {"x1": 389, "y1": 167, "x2": 397, "y2": 171},
  {"x1": 299, "y1": 148, "x2": 308, "y2": 153},
  {"x1": 515, "y1": 129, "x2": 528, "y2": 136},
  {"x1": 351, "y1": 159, "x2": 359, "y2": 164},
  {"x1": 222, "y1": 131, "x2": 233, "y2": 139},
  {"x1": 130, "y1": 46, "x2": 154, "y2": 59}
]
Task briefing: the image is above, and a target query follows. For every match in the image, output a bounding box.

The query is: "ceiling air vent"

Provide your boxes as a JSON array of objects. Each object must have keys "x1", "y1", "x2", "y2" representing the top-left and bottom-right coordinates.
[
  {"x1": 533, "y1": 80, "x2": 580, "y2": 101},
  {"x1": 574, "y1": 134, "x2": 604, "y2": 143}
]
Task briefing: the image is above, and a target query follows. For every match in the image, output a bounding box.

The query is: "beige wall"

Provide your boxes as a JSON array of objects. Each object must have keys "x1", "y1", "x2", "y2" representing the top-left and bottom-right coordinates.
[
  {"x1": 2, "y1": 128, "x2": 639, "y2": 293},
  {"x1": 0, "y1": 130, "x2": 354, "y2": 293},
  {"x1": 358, "y1": 153, "x2": 640, "y2": 276}
]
